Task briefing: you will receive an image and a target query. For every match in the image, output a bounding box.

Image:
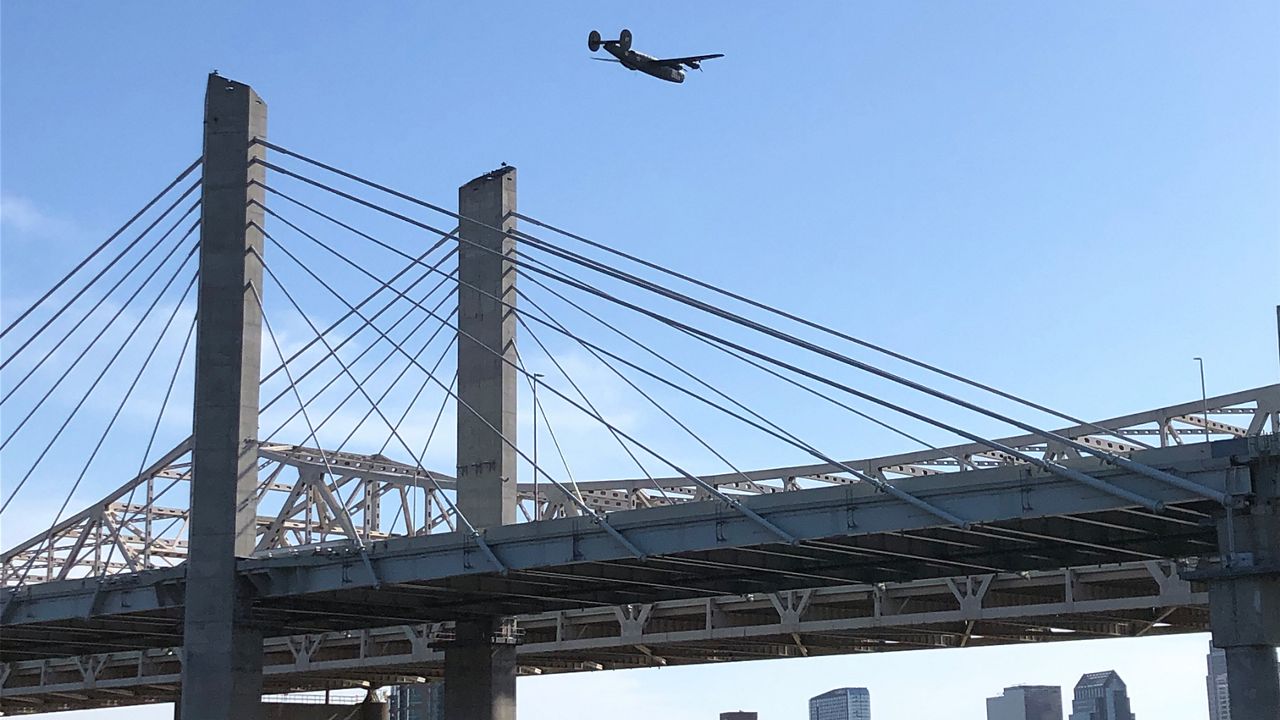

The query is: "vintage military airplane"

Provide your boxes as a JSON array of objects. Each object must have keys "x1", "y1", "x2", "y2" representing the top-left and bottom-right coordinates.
[{"x1": 588, "y1": 29, "x2": 724, "y2": 84}]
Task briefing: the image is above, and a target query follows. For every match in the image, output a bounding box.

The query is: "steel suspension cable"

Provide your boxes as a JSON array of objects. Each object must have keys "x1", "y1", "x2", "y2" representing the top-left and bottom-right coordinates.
[
  {"x1": 1, "y1": 246, "x2": 198, "y2": 517},
  {"x1": 295, "y1": 208, "x2": 1161, "y2": 515},
  {"x1": 329, "y1": 320, "x2": 457, "y2": 458},
  {"x1": 252, "y1": 282, "x2": 370, "y2": 548},
  {"x1": 266, "y1": 179, "x2": 657, "y2": 506},
  {"x1": 2, "y1": 244, "x2": 198, "y2": 516},
  {"x1": 261, "y1": 229, "x2": 650, "y2": 556},
  {"x1": 511, "y1": 316, "x2": 661, "y2": 504},
  {"x1": 380, "y1": 355, "x2": 454, "y2": 458},
  {"x1": 510, "y1": 263, "x2": 1172, "y2": 511},
  {"x1": 264, "y1": 215, "x2": 794, "y2": 546},
  {"x1": 253, "y1": 150, "x2": 1203, "y2": 507},
  {"x1": 512, "y1": 346, "x2": 588, "y2": 508},
  {"x1": 251, "y1": 203, "x2": 458, "y2": 394},
  {"x1": 1, "y1": 180, "x2": 201, "y2": 371},
  {"x1": 522, "y1": 306, "x2": 799, "y2": 507},
  {"x1": 258, "y1": 243, "x2": 459, "y2": 416},
  {"x1": 2, "y1": 201, "x2": 201, "y2": 406},
  {"x1": 256, "y1": 186, "x2": 973, "y2": 521},
  {"x1": 251, "y1": 245, "x2": 508, "y2": 568},
  {"x1": 511, "y1": 237, "x2": 1215, "y2": 503},
  {"x1": 516, "y1": 273, "x2": 970, "y2": 471},
  {"x1": 31, "y1": 273, "x2": 199, "y2": 583},
  {"x1": 513, "y1": 302, "x2": 968, "y2": 522},
  {"x1": 1, "y1": 222, "x2": 199, "y2": 451},
  {"x1": 262, "y1": 258, "x2": 458, "y2": 441},
  {"x1": 122, "y1": 307, "x2": 198, "y2": 570},
  {"x1": 515, "y1": 313, "x2": 774, "y2": 501},
  {"x1": 381, "y1": 370, "x2": 457, "y2": 536},
  {"x1": 254, "y1": 162, "x2": 1001, "y2": 471},
  {"x1": 262, "y1": 173, "x2": 955, "y2": 526},
  {"x1": 254, "y1": 146, "x2": 1163, "y2": 466},
  {"x1": 515, "y1": 212, "x2": 1153, "y2": 448},
  {"x1": 1, "y1": 158, "x2": 200, "y2": 340},
  {"x1": 249, "y1": 141, "x2": 1150, "y2": 447}
]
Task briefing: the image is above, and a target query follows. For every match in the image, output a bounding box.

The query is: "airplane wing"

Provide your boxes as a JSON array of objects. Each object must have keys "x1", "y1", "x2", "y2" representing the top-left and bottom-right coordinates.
[
  {"x1": 651, "y1": 53, "x2": 724, "y2": 69},
  {"x1": 591, "y1": 57, "x2": 622, "y2": 63}
]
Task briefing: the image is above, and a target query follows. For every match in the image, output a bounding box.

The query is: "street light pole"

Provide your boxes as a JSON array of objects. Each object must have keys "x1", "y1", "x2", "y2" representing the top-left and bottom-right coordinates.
[
  {"x1": 532, "y1": 373, "x2": 545, "y2": 520},
  {"x1": 1194, "y1": 357, "x2": 1209, "y2": 444}
]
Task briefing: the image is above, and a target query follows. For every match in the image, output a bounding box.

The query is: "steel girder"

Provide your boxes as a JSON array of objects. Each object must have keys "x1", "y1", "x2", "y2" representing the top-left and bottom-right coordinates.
[
  {"x1": 1, "y1": 435, "x2": 1269, "y2": 654},
  {"x1": 0, "y1": 560, "x2": 1206, "y2": 714}
]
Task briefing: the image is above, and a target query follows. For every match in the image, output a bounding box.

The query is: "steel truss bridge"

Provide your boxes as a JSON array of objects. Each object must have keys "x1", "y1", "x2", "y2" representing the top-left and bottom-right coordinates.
[
  {"x1": 3, "y1": 389, "x2": 1276, "y2": 712},
  {"x1": 0, "y1": 561, "x2": 1212, "y2": 710},
  {"x1": 2, "y1": 75, "x2": 1278, "y2": 719}
]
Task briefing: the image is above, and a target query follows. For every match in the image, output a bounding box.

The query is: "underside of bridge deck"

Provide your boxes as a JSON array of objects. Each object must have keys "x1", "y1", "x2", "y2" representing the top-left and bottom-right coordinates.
[{"x1": 0, "y1": 560, "x2": 1210, "y2": 714}]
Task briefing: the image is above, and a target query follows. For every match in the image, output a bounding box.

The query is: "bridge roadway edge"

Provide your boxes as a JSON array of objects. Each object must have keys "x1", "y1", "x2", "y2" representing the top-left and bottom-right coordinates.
[{"x1": 1, "y1": 436, "x2": 1266, "y2": 658}]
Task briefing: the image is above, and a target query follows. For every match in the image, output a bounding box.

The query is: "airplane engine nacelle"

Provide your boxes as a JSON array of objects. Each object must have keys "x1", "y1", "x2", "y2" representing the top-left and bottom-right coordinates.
[{"x1": 687, "y1": 61, "x2": 701, "y2": 70}]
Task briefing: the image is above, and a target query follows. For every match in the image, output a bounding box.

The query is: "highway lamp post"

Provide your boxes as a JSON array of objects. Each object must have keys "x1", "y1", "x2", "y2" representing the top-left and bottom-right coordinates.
[
  {"x1": 532, "y1": 373, "x2": 545, "y2": 520},
  {"x1": 1194, "y1": 357, "x2": 1209, "y2": 444},
  {"x1": 1194, "y1": 356, "x2": 1241, "y2": 569}
]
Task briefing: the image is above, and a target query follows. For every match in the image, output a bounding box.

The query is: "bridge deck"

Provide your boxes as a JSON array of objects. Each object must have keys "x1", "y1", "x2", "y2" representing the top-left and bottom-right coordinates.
[
  {"x1": 3, "y1": 436, "x2": 1266, "y2": 664},
  {"x1": 0, "y1": 560, "x2": 1207, "y2": 713}
]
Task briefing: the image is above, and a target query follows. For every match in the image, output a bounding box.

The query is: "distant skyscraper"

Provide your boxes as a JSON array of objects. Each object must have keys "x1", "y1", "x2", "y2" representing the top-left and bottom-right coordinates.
[
  {"x1": 389, "y1": 682, "x2": 443, "y2": 720},
  {"x1": 1207, "y1": 646, "x2": 1231, "y2": 720},
  {"x1": 1206, "y1": 643, "x2": 1280, "y2": 719},
  {"x1": 1068, "y1": 671, "x2": 1135, "y2": 720},
  {"x1": 720, "y1": 713, "x2": 759, "y2": 720},
  {"x1": 986, "y1": 685, "x2": 1064, "y2": 720},
  {"x1": 809, "y1": 687, "x2": 871, "y2": 720}
]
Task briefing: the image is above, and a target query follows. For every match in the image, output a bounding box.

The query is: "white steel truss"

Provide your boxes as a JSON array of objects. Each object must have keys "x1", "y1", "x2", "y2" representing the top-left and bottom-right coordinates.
[
  {"x1": 3, "y1": 385, "x2": 1275, "y2": 589},
  {"x1": 0, "y1": 560, "x2": 1205, "y2": 713}
]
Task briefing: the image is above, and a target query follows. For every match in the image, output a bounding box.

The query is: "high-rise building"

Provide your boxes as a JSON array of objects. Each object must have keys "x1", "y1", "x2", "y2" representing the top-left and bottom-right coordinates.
[
  {"x1": 1206, "y1": 643, "x2": 1280, "y2": 719},
  {"x1": 1207, "y1": 646, "x2": 1231, "y2": 720},
  {"x1": 809, "y1": 687, "x2": 871, "y2": 720},
  {"x1": 1068, "y1": 671, "x2": 1135, "y2": 720},
  {"x1": 389, "y1": 682, "x2": 444, "y2": 720},
  {"x1": 986, "y1": 685, "x2": 1063, "y2": 720},
  {"x1": 720, "y1": 713, "x2": 758, "y2": 720}
]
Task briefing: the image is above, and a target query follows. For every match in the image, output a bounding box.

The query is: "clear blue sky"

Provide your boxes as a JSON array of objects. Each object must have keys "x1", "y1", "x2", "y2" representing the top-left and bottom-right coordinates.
[{"x1": 2, "y1": 2, "x2": 1278, "y2": 719}]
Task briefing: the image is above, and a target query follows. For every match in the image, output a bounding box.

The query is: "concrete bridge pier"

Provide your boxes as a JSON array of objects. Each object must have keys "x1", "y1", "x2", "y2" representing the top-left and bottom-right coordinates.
[
  {"x1": 444, "y1": 166, "x2": 520, "y2": 720},
  {"x1": 179, "y1": 74, "x2": 268, "y2": 720},
  {"x1": 443, "y1": 618, "x2": 518, "y2": 720},
  {"x1": 1207, "y1": 452, "x2": 1280, "y2": 720}
]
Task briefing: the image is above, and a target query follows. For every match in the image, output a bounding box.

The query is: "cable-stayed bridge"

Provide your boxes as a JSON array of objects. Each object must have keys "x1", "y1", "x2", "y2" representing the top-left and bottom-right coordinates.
[
  {"x1": 1, "y1": 75, "x2": 1277, "y2": 719},
  {"x1": 1, "y1": 390, "x2": 1276, "y2": 712}
]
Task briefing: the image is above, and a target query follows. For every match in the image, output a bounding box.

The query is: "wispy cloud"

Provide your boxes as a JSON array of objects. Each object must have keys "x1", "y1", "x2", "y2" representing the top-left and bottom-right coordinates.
[{"x1": 0, "y1": 193, "x2": 79, "y2": 240}]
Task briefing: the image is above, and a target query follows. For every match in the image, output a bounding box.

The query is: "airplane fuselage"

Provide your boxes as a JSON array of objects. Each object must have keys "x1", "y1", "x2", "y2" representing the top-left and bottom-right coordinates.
[{"x1": 605, "y1": 44, "x2": 686, "y2": 84}]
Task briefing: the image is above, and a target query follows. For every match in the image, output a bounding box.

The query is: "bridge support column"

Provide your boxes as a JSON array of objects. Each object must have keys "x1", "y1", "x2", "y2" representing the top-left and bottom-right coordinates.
[
  {"x1": 444, "y1": 618, "x2": 518, "y2": 720},
  {"x1": 180, "y1": 74, "x2": 268, "y2": 720},
  {"x1": 1206, "y1": 452, "x2": 1280, "y2": 720},
  {"x1": 445, "y1": 167, "x2": 518, "y2": 720}
]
